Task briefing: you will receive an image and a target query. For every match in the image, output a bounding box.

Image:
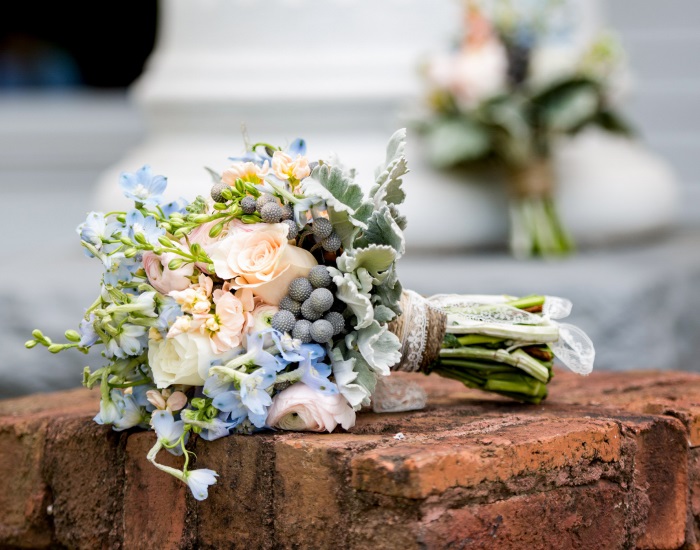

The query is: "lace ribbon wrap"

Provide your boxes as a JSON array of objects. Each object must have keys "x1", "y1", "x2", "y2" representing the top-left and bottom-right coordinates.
[
  {"x1": 387, "y1": 290, "x2": 595, "y2": 376},
  {"x1": 387, "y1": 290, "x2": 448, "y2": 373}
]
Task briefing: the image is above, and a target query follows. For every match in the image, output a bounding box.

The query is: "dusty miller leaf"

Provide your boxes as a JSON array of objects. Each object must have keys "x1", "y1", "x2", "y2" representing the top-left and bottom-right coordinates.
[{"x1": 301, "y1": 164, "x2": 364, "y2": 214}]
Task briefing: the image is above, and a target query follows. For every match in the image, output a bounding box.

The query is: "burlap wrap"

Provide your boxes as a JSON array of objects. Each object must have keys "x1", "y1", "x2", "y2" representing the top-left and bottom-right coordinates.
[
  {"x1": 507, "y1": 158, "x2": 555, "y2": 199},
  {"x1": 388, "y1": 290, "x2": 447, "y2": 373}
]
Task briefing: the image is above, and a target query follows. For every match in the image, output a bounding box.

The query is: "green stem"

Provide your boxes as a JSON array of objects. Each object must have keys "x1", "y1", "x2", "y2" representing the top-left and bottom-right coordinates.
[{"x1": 439, "y1": 347, "x2": 550, "y2": 383}]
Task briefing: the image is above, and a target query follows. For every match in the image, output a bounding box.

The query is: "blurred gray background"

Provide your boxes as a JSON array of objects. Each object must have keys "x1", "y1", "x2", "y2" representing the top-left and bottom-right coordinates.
[{"x1": 1, "y1": 1, "x2": 699, "y2": 397}]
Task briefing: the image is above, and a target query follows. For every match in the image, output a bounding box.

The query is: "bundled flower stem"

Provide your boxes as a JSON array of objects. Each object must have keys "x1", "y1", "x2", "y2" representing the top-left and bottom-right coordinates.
[{"x1": 433, "y1": 295, "x2": 554, "y2": 404}]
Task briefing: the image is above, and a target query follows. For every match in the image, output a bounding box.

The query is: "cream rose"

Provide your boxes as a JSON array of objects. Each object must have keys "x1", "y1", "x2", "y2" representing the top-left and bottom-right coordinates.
[
  {"x1": 142, "y1": 251, "x2": 194, "y2": 295},
  {"x1": 209, "y1": 223, "x2": 317, "y2": 305},
  {"x1": 148, "y1": 332, "x2": 218, "y2": 388},
  {"x1": 266, "y1": 383, "x2": 356, "y2": 432}
]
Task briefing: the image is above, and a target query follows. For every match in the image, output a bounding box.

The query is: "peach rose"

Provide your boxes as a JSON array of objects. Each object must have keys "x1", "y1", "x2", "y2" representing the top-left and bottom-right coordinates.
[
  {"x1": 266, "y1": 383, "x2": 356, "y2": 432},
  {"x1": 222, "y1": 161, "x2": 268, "y2": 185},
  {"x1": 272, "y1": 151, "x2": 310, "y2": 182},
  {"x1": 209, "y1": 223, "x2": 317, "y2": 305},
  {"x1": 142, "y1": 251, "x2": 194, "y2": 295}
]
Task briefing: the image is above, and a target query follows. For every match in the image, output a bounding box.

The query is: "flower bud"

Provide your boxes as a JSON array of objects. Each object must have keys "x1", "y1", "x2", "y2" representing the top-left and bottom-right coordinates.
[
  {"x1": 64, "y1": 330, "x2": 81, "y2": 342},
  {"x1": 120, "y1": 235, "x2": 133, "y2": 246},
  {"x1": 213, "y1": 202, "x2": 227, "y2": 211},
  {"x1": 208, "y1": 222, "x2": 224, "y2": 238},
  {"x1": 158, "y1": 235, "x2": 172, "y2": 247},
  {"x1": 160, "y1": 222, "x2": 172, "y2": 232},
  {"x1": 124, "y1": 247, "x2": 138, "y2": 258},
  {"x1": 48, "y1": 344, "x2": 63, "y2": 353},
  {"x1": 168, "y1": 258, "x2": 185, "y2": 270},
  {"x1": 134, "y1": 233, "x2": 147, "y2": 245},
  {"x1": 25, "y1": 340, "x2": 38, "y2": 349}
]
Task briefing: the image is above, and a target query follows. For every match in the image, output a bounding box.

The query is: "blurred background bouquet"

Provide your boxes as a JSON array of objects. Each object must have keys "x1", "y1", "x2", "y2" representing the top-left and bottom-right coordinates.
[{"x1": 420, "y1": 0, "x2": 632, "y2": 258}]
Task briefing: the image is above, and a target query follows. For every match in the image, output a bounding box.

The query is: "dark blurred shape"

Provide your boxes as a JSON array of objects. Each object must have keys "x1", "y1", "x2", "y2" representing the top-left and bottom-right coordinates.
[{"x1": 0, "y1": 1, "x2": 157, "y2": 89}]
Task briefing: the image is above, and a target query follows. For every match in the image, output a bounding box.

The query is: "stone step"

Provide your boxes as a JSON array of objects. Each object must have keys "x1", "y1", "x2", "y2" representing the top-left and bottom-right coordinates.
[{"x1": 0, "y1": 370, "x2": 697, "y2": 549}]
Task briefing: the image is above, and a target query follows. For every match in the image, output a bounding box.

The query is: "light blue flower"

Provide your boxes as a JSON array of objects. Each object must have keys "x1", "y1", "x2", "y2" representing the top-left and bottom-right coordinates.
[
  {"x1": 151, "y1": 409, "x2": 189, "y2": 456},
  {"x1": 112, "y1": 392, "x2": 149, "y2": 431},
  {"x1": 102, "y1": 253, "x2": 140, "y2": 286},
  {"x1": 78, "y1": 313, "x2": 98, "y2": 347},
  {"x1": 287, "y1": 138, "x2": 306, "y2": 157},
  {"x1": 297, "y1": 354, "x2": 339, "y2": 395},
  {"x1": 125, "y1": 209, "x2": 165, "y2": 246},
  {"x1": 184, "y1": 469, "x2": 218, "y2": 501},
  {"x1": 105, "y1": 322, "x2": 148, "y2": 358},
  {"x1": 77, "y1": 212, "x2": 120, "y2": 258},
  {"x1": 228, "y1": 150, "x2": 271, "y2": 167},
  {"x1": 120, "y1": 165, "x2": 167, "y2": 205},
  {"x1": 154, "y1": 297, "x2": 182, "y2": 333},
  {"x1": 94, "y1": 389, "x2": 123, "y2": 425},
  {"x1": 181, "y1": 409, "x2": 236, "y2": 441},
  {"x1": 161, "y1": 197, "x2": 189, "y2": 217}
]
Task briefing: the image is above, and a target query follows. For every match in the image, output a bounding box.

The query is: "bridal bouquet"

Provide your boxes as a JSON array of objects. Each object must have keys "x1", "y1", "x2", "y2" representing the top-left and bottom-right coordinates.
[
  {"x1": 27, "y1": 129, "x2": 594, "y2": 500},
  {"x1": 420, "y1": 2, "x2": 631, "y2": 258}
]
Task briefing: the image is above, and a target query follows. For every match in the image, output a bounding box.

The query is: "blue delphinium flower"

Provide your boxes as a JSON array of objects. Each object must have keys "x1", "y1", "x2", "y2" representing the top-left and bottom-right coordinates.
[
  {"x1": 112, "y1": 392, "x2": 150, "y2": 431},
  {"x1": 154, "y1": 297, "x2": 183, "y2": 334},
  {"x1": 181, "y1": 409, "x2": 237, "y2": 441},
  {"x1": 297, "y1": 353, "x2": 339, "y2": 395},
  {"x1": 206, "y1": 331, "x2": 287, "y2": 428},
  {"x1": 151, "y1": 409, "x2": 189, "y2": 456},
  {"x1": 183, "y1": 469, "x2": 218, "y2": 501},
  {"x1": 78, "y1": 312, "x2": 99, "y2": 347},
  {"x1": 161, "y1": 197, "x2": 189, "y2": 217},
  {"x1": 77, "y1": 212, "x2": 120, "y2": 258},
  {"x1": 125, "y1": 209, "x2": 165, "y2": 246},
  {"x1": 287, "y1": 138, "x2": 306, "y2": 157},
  {"x1": 105, "y1": 321, "x2": 148, "y2": 359},
  {"x1": 102, "y1": 252, "x2": 140, "y2": 286},
  {"x1": 120, "y1": 165, "x2": 167, "y2": 205},
  {"x1": 228, "y1": 150, "x2": 271, "y2": 167}
]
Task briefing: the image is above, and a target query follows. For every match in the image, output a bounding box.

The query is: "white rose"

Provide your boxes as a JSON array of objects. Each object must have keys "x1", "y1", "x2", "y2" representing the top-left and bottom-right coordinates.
[
  {"x1": 266, "y1": 383, "x2": 356, "y2": 432},
  {"x1": 148, "y1": 332, "x2": 217, "y2": 389}
]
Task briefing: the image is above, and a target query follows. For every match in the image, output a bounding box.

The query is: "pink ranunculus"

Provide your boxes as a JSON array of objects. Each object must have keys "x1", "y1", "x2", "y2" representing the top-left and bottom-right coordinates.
[
  {"x1": 266, "y1": 383, "x2": 356, "y2": 432},
  {"x1": 142, "y1": 251, "x2": 194, "y2": 295},
  {"x1": 209, "y1": 223, "x2": 317, "y2": 305},
  {"x1": 271, "y1": 151, "x2": 310, "y2": 182}
]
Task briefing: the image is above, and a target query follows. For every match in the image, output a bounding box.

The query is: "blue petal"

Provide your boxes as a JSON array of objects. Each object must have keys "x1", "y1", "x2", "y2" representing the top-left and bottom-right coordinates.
[{"x1": 287, "y1": 138, "x2": 306, "y2": 157}]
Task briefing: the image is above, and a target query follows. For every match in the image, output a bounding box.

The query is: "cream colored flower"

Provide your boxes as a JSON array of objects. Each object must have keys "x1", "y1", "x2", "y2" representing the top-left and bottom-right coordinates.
[
  {"x1": 272, "y1": 151, "x2": 310, "y2": 182},
  {"x1": 148, "y1": 332, "x2": 217, "y2": 388},
  {"x1": 209, "y1": 223, "x2": 317, "y2": 305},
  {"x1": 222, "y1": 161, "x2": 269, "y2": 185}
]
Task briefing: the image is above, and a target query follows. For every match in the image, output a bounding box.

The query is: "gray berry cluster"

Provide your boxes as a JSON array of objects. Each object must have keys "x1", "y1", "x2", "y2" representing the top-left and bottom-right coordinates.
[
  {"x1": 312, "y1": 217, "x2": 341, "y2": 252},
  {"x1": 239, "y1": 192, "x2": 297, "y2": 238},
  {"x1": 271, "y1": 266, "x2": 345, "y2": 344}
]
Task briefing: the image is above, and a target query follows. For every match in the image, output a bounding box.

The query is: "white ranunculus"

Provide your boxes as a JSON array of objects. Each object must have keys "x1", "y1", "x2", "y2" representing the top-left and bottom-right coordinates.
[
  {"x1": 266, "y1": 383, "x2": 356, "y2": 433},
  {"x1": 448, "y1": 41, "x2": 508, "y2": 109},
  {"x1": 148, "y1": 332, "x2": 218, "y2": 389}
]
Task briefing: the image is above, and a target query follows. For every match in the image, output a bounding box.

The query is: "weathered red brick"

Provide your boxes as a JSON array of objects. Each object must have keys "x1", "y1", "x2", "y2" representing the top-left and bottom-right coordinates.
[
  {"x1": 0, "y1": 388, "x2": 99, "y2": 549},
  {"x1": 44, "y1": 416, "x2": 126, "y2": 549},
  {"x1": 630, "y1": 415, "x2": 689, "y2": 549},
  {"x1": 351, "y1": 418, "x2": 622, "y2": 499},
  {"x1": 418, "y1": 481, "x2": 631, "y2": 549},
  {"x1": 0, "y1": 416, "x2": 52, "y2": 548},
  {"x1": 123, "y1": 431, "x2": 190, "y2": 550},
  {"x1": 194, "y1": 434, "x2": 276, "y2": 549}
]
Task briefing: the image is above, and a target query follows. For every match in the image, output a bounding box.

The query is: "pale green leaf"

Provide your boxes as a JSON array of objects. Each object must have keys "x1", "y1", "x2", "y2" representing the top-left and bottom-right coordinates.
[
  {"x1": 301, "y1": 164, "x2": 364, "y2": 214},
  {"x1": 336, "y1": 245, "x2": 396, "y2": 278},
  {"x1": 373, "y1": 304, "x2": 396, "y2": 323},
  {"x1": 356, "y1": 320, "x2": 402, "y2": 376},
  {"x1": 357, "y1": 205, "x2": 405, "y2": 257},
  {"x1": 330, "y1": 347, "x2": 374, "y2": 408},
  {"x1": 328, "y1": 267, "x2": 374, "y2": 329},
  {"x1": 371, "y1": 128, "x2": 408, "y2": 207}
]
